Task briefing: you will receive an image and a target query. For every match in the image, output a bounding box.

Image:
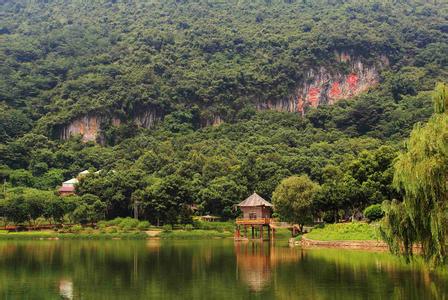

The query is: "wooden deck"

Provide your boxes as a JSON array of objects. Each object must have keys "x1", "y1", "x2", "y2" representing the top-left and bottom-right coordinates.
[{"x1": 236, "y1": 218, "x2": 271, "y2": 225}]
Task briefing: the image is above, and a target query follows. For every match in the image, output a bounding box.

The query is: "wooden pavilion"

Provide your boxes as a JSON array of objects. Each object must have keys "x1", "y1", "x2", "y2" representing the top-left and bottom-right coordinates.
[
  {"x1": 200, "y1": 215, "x2": 221, "y2": 222},
  {"x1": 235, "y1": 193, "x2": 274, "y2": 241}
]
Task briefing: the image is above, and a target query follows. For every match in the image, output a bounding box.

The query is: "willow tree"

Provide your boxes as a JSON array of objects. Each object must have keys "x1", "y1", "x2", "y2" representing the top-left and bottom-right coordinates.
[{"x1": 380, "y1": 83, "x2": 448, "y2": 265}]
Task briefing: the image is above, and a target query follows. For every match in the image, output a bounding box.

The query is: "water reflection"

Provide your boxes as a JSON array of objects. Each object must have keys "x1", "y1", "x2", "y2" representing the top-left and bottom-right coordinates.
[
  {"x1": 235, "y1": 242, "x2": 300, "y2": 292},
  {"x1": 59, "y1": 279, "x2": 73, "y2": 300},
  {"x1": 0, "y1": 240, "x2": 445, "y2": 299}
]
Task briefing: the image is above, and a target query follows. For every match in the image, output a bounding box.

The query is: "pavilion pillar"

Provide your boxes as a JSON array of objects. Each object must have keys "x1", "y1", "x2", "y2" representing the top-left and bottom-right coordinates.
[
  {"x1": 260, "y1": 225, "x2": 263, "y2": 240},
  {"x1": 251, "y1": 226, "x2": 254, "y2": 239}
]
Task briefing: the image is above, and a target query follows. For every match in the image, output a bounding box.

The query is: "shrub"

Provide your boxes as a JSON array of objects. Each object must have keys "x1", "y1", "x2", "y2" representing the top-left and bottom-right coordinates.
[
  {"x1": 192, "y1": 219, "x2": 203, "y2": 229},
  {"x1": 225, "y1": 225, "x2": 234, "y2": 232},
  {"x1": 201, "y1": 223, "x2": 211, "y2": 230},
  {"x1": 137, "y1": 221, "x2": 150, "y2": 231},
  {"x1": 108, "y1": 217, "x2": 123, "y2": 226},
  {"x1": 162, "y1": 224, "x2": 172, "y2": 232},
  {"x1": 107, "y1": 227, "x2": 117, "y2": 233},
  {"x1": 118, "y1": 217, "x2": 139, "y2": 230},
  {"x1": 363, "y1": 204, "x2": 384, "y2": 222},
  {"x1": 185, "y1": 224, "x2": 193, "y2": 231},
  {"x1": 70, "y1": 225, "x2": 83, "y2": 233},
  {"x1": 97, "y1": 221, "x2": 107, "y2": 230}
]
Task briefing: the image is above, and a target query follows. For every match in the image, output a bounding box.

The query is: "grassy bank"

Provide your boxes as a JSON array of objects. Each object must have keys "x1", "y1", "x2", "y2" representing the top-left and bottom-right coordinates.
[
  {"x1": 0, "y1": 229, "x2": 235, "y2": 240},
  {"x1": 0, "y1": 217, "x2": 237, "y2": 240},
  {"x1": 0, "y1": 231, "x2": 148, "y2": 240},
  {"x1": 306, "y1": 223, "x2": 380, "y2": 241},
  {"x1": 159, "y1": 229, "x2": 233, "y2": 239}
]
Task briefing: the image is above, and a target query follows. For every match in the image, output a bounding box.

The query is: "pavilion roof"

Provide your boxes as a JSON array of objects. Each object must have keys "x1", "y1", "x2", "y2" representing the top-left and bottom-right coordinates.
[
  {"x1": 237, "y1": 193, "x2": 273, "y2": 207},
  {"x1": 201, "y1": 215, "x2": 220, "y2": 219}
]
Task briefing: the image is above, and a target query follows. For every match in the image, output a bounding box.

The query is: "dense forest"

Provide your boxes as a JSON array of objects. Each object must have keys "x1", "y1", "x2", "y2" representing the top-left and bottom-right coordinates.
[{"x1": 0, "y1": 0, "x2": 447, "y2": 226}]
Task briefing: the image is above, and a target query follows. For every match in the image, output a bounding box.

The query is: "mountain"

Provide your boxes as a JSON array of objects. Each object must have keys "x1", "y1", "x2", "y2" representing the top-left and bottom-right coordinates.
[
  {"x1": 1, "y1": 0, "x2": 447, "y2": 142},
  {"x1": 0, "y1": 0, "x2": 447, "y2": 221}
]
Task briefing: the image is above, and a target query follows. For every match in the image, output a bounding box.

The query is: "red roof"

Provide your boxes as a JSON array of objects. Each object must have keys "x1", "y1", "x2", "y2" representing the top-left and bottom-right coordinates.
[{"x1": 58, "y1": 186, "x2": 75, "y2": 192}]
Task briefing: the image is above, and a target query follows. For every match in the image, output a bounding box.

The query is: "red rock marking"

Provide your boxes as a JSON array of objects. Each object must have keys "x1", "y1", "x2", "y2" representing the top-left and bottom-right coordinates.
[
  {"x1": 329, "y1": 82, "x2": 342, "y2": 101},
  {"x1": 308, "y1": 87, "x2": 320, "y2": 107},
  {"x1": 347, "y1": 73, "x2": 358, "y2": 90}
]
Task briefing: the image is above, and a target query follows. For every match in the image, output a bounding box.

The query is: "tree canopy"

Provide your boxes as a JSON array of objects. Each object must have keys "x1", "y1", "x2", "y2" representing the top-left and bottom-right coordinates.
[{"x1": 272, "y1": 175, "x2": 320, "y2": 228}]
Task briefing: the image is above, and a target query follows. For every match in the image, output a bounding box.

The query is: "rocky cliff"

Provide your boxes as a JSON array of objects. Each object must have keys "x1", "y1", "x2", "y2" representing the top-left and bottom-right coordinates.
[
  {"x1": 57, "y1": 52, "x2": 388, "y2": 142},
  {"x1": 58, "y1": 115, "x2": 106, "y2": 143},
  {"x1": 256, "y1": 52, "x2": 389, "y2": 115},
  {"x1": 58, "y1": 109, "x2": 162, "y2": 142}
]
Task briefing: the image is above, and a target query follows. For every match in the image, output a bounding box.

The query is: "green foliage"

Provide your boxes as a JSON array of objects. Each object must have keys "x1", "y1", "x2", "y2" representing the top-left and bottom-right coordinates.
[
  {"x1": 159, "y1": 229, "x2": 232, "y2": 239},
  {"x1": 118, "y1": 217, "x2": 139, "y2": 231},
  {"x1": 380, "y1": 200, "x2": 416, "y2": 260},
  {"x1": 363, "y1": 204, "x2": 384, "y2": 222},
  {"x1": 71, "y1": 194, "x2": 106, "y2": 225},
  {"x1": 0, "y1": 231, "x2": 148, "y2": 240},
  {"x1": 382, "y1": 83, "x2": 448, "y2": 266},
  {"x1": 70, "y1": 225, "x2": 83, "y2": 234},
  {"x1": 307, "y1": 222, "x2": 379, "y2": 241},
  {"x1": 162, "y1": 224, "x2": 173, "y2": 232},
  {"x1": 0, "y1": 0, "x2": 447, "y2": 241},
  {"x1": 137, "y1": 221, "x2": 150, "y2": 231},
  {"x1": 272, "y1": 175, "x2": 320, "y2": 227},
  {"x1": 433, "y1": 83, "x2": 448, "y2": 113},
  {"x1": 9, "y1": 170, "x2": 34, "y2": 187}
]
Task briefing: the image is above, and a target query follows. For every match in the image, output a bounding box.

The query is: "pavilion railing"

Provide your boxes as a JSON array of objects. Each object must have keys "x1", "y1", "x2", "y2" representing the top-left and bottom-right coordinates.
[{"x1": 235, "y1": 218, "x2": 271, "y2": 225}]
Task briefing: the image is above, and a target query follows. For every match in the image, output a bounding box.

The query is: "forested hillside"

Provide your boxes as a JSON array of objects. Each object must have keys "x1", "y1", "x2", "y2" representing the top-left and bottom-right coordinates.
[{"x1": 0, "y1": 0, "x2": 447, "y2": 225}]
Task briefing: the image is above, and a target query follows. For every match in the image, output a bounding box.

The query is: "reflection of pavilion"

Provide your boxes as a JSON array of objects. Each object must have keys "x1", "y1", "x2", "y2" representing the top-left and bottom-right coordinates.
[
  {"x1": 59, "y1": 279, "x2": 73, "y2": 300},
  {"x1": 235, "y1": 242, "x2": 301, "y2": 292}
]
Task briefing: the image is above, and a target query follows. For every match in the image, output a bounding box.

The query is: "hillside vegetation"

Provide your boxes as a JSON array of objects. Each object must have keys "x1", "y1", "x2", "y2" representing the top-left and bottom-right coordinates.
[{"x1": 0, "y1": 0, "x2": 447, "y2": 226}]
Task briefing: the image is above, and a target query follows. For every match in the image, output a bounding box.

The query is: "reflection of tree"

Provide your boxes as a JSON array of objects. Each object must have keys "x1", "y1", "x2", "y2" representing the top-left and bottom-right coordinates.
[{"x1": 234, "y1": 242, "x2": 300, "y2": 292}]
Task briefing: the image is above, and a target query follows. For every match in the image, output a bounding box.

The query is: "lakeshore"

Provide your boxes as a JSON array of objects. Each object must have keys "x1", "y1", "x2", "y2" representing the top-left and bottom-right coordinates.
[{"x1": 0, "y1": 222, "x2": 381, "y2": 246}]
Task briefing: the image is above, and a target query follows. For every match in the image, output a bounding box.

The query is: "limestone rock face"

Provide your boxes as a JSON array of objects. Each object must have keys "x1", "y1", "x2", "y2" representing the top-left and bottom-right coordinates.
[
  {"x1": 58, "y1": 108, "x2": 162, "y2": 142},
  {"x1": 257, "y1": 52, "x2": 389, "y2": 115},
  {"x1": 201, "y1": 114, "x2": 224, "y2": 127},
  {"x1": 58, "y1": 52, "x2": 388, "y2": 142},
  {"x1": 58, "y1": 115, "x2": 103, "y2": 143}
]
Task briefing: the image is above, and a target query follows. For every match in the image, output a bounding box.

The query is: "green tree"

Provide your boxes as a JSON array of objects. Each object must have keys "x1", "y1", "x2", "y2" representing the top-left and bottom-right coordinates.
[
  {"x1": 272, "y1": 175, "x2": 320, "y2": 230},
  {"x1": 71, "y1": 194, "x2": 106, "y2": 225},
  {"x1": 43, "y1": 197, "x2": 66, "y2": 224},
  {"x1": 9, "y1": 169, "x2": 34, "y2": 187},
  {"x1": 3, "y1": 195, "x2": 30, "y2": 225}
]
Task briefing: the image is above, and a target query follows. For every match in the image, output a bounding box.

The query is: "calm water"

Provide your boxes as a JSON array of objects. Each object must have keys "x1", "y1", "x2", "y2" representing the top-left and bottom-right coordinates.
[{"x1": 0, "y1": 239, "x2": 447, "y2": 300}]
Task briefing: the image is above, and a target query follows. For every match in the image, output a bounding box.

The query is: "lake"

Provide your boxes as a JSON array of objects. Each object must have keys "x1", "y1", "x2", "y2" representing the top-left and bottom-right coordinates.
[{"x1": 0, "y1": 239, "x2": 446, "y2": 299}]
